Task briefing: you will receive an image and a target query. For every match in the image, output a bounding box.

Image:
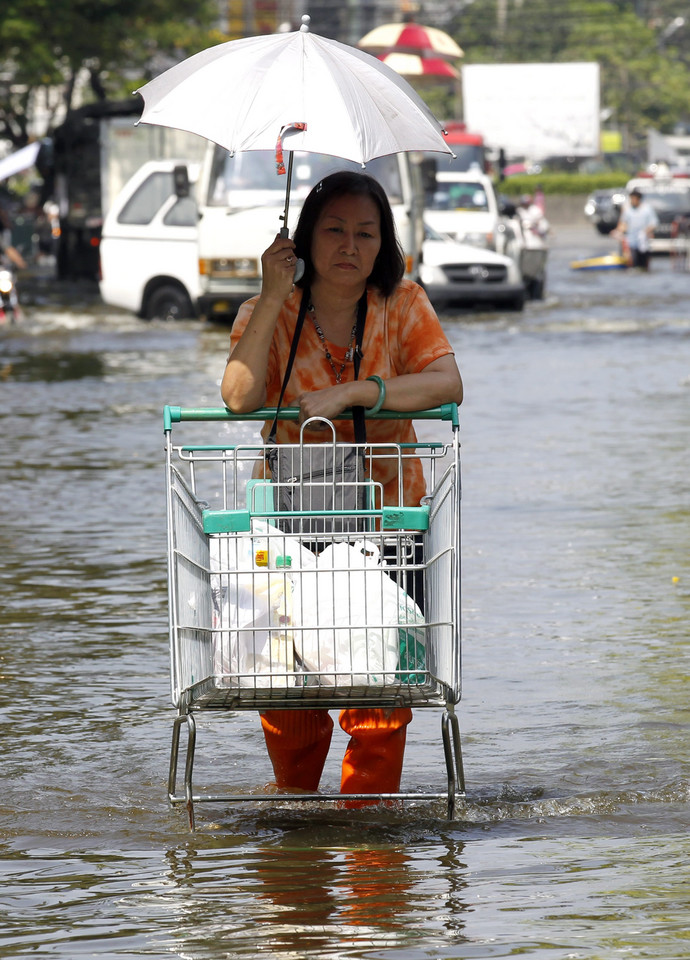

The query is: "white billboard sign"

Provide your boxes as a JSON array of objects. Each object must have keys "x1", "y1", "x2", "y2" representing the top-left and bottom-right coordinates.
[{"x1": 462, "y1": 62, "x2": 600, "y2": 159}]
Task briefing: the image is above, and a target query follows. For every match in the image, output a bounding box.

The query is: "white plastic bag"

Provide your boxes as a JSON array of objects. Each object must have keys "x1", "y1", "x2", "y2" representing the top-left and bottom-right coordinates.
[
  {"x1": 210, "y1": 520, "x2": 316, "y2": 686},
  {"x1": 294, "y1": 540, "x2": 420, "y2": 686}
]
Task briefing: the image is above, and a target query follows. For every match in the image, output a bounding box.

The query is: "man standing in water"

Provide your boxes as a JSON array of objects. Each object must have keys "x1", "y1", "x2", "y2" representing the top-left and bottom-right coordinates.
[{"x1": 615, "y1": 188, "x2": 659, "y2": 270}]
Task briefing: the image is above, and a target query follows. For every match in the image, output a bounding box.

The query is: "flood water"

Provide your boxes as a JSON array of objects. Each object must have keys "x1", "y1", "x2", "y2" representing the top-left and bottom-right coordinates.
[{"x1": 1, "y1": 225, "x2": 689, "y2": 959}]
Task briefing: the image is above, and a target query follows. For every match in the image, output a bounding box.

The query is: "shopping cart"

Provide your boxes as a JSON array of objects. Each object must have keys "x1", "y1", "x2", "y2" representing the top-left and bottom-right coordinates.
[{"x1": 164, "y1": 404, "x2": 464, "y2": 829}]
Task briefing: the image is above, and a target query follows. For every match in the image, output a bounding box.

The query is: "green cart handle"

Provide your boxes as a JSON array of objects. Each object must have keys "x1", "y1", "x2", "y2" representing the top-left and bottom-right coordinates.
[{"x1": 164, "y1": 403, "x2": 459, "y2": 432}]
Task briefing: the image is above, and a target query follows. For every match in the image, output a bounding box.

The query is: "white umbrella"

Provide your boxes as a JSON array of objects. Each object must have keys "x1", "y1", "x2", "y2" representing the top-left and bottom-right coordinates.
[{"x1": 135, "y1": 16, "x2": 452, "y2": 249}]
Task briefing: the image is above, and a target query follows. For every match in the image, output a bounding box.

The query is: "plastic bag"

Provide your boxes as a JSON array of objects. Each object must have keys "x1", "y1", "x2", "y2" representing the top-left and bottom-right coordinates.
[
  {"x1": 210, "y1": 520, "x2": 316, "y2": 686},
  {"x1": 295, "y1": 540, "x2": 426, "y2": 686}
]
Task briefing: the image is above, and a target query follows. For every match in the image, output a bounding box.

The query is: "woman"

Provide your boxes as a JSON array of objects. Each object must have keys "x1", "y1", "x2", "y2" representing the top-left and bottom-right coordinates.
[{"x1": 222, "y1": 171, "x2": 462, "y2": 798}]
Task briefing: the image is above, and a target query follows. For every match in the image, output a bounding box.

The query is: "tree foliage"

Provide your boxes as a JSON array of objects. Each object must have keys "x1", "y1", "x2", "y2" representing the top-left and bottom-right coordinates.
[
  {"x1": 0, "y1": 0, "x2": 224, "y2": 146},
  {"x1": 449, "y1": 0, "x2": 689, "y2": 146},
  {"x1": 1, "y1": 0, "x2": 688, "y2": 154}
]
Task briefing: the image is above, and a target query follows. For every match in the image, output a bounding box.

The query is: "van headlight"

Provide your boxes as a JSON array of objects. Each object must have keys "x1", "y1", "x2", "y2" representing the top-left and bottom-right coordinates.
[{"x1": 199, "y1": 257, "x2": 259, "y2": 278}]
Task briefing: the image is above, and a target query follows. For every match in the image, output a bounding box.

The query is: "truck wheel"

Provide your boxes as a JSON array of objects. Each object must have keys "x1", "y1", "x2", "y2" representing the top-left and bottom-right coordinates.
[{"x1": 145, "y1": 285, "x2": 194, "y2": 321}]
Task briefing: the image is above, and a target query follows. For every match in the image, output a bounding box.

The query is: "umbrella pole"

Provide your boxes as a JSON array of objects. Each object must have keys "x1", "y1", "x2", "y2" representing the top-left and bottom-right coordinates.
[
  {"x1": 279, "y1": 150, "x2": 294, "y2": 240},
  {"x1": 280, "y1": 151, "x2": 304, "y2": 282}
]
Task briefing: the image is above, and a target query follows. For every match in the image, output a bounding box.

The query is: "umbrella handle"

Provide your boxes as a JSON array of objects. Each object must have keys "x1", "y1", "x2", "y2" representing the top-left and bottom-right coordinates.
[
  {"x1": 278, "y1": 146, "x2": 305, "y2": 283},
  {"x1": 278, "y1": 226, "x2": 305, "y2": 282}
]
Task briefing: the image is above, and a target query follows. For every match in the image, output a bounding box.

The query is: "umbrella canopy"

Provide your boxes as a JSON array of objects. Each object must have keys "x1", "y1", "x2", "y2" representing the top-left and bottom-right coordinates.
[
  {"x1": 358, "y1": 21, "x2": 463, "y2": 60},
  {"x1": 378, "y1": 52, "x2": 460, "y2": 80},
  {"x1": 135, "y1": 17, "x2": 452, "y2": 165}
]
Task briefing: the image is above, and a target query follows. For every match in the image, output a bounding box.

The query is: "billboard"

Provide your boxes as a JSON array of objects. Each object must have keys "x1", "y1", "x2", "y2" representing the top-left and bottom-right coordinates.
[{"x1": 462, "y1": 62, "x2": 600, "y2": 159}]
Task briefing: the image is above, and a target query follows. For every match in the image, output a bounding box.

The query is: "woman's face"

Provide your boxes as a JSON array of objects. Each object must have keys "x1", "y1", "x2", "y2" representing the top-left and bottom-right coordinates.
[{"x1": 310, "y1": 193, "x2": 382, "y2": 291}]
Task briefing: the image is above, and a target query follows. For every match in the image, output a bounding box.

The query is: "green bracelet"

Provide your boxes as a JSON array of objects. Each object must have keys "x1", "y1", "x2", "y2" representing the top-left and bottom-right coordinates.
[{"x1": 366, "y1": 375, "x2": 386, "y2": 416}]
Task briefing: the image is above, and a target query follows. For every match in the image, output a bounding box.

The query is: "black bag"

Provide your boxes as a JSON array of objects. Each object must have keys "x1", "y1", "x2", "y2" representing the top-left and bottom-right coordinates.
[{"x1": 266, "y1": 289, "x2": 368, "y2": 536}]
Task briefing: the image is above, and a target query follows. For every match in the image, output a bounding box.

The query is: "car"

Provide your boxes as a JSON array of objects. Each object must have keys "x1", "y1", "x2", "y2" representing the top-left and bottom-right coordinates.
[
  {"x1": 99, "y1": 159, "x2": 201, "y2": 320},
  {"x1": 419, "y1": 223, "x2": 525, "y2": 311},
  {"x1": 584, "y1": 187, "x2": 627, "y2": 234},
  {"x1": 424, "y1": 169, "x2": 502, "y2": 250},
  {"x1": 624, "y1": 174, "x2": 690, "y2": 253},
  {"x1": 584, "y1": 173, "x2": 690, "y2": 250}
]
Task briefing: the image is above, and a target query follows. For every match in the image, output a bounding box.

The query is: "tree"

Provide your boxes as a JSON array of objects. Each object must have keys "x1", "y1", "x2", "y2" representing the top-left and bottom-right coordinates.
[
  {"x1": 447, "y1": 0, "x2": 690, "y2": 145},
  {"x1": 0, "y1": 0, "x2": 224, "y2": 147}
]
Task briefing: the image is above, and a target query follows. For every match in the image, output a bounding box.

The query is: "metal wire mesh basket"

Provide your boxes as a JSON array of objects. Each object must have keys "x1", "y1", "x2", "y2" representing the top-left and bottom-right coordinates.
[{"x1": 163, "y1": 404, "x2": 464, "y2": 826}]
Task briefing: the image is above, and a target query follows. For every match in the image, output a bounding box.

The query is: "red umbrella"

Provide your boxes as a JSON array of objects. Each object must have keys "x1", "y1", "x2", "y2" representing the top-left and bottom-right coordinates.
[
  {"x1": 359, "y1": 21, "x2": 463, "y2": 60},
  {"x1": 377, "y1": 51, "x2": 460, "y2": 80}
]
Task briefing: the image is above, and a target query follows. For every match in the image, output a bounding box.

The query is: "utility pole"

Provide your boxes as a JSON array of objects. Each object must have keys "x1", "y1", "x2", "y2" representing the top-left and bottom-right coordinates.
[{"x1": 497, "y1": 0, "x2": 507, "y2": 34}]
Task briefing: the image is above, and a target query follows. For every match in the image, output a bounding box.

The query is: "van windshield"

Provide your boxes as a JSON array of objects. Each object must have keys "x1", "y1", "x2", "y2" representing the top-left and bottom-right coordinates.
[
  {"x1": 206, "y1": 148, "x2": 403, "y2": 208},
  {"x1": 429, "y1": 180, "x2": 489, "y2": 212}
]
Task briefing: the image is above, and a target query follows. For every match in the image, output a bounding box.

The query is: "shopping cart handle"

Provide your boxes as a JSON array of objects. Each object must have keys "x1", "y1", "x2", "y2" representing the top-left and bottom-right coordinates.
[{"x1": 164, "y1": 403, "x2": 459, "y2": 431}]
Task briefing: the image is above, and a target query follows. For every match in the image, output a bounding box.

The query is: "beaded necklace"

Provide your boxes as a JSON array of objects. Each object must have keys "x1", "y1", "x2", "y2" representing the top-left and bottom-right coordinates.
[{"x1": 308, "y1": 304, "x2": 357, "y2": 383}]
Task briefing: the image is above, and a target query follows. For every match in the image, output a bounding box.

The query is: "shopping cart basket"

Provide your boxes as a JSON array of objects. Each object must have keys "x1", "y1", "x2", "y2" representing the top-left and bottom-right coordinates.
[{"x1": 164, "y1": 404, "x2": 464, "y2": 829}]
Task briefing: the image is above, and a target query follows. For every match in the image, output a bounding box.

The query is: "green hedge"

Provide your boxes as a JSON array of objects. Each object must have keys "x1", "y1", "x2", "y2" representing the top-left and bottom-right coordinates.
[{"x1": 497, "y1": 172, "x2": 630, "y2": 196}]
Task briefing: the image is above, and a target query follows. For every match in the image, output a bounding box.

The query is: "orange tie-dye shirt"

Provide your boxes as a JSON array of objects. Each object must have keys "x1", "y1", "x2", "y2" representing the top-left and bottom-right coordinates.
[{"x1": 230, "y1": 278, "x2": 455, "y2": 506}]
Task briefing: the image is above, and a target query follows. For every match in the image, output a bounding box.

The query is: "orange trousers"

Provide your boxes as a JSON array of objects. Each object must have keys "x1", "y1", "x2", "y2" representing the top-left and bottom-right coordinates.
[{"x1": 260, "y1": 707, "x2": 412, "y2": 794}]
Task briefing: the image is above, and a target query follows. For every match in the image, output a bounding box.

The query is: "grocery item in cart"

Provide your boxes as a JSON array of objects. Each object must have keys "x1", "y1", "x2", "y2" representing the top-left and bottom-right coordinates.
[
  {"x1": 210, "y1": 522, "x2": 316, "y2": 686},
  {"x1": 210, "y1": 528, "x2": 426, "y2": 688},
  {"x1": 295, "y1": 540, "x2": 423, "y2": 685}
]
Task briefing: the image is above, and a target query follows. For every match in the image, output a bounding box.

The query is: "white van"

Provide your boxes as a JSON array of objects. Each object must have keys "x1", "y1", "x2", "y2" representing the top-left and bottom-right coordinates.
[
  {"x1": 424, "y1": 168, "x2": 502, "y2": 251},
  {"x1": 99, "y1": 159, "x2": 201, "y2": 320},
  {"x1": 100, "y1": 151, "x2": 429, "y2": 321},
  {"x1": 195, "y1": 146, "x2": 426, "y2": 320}
]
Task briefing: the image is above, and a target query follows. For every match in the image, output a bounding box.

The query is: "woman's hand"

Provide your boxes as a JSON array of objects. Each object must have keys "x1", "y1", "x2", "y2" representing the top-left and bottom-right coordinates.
[
  {"x1": 221, "y1": 235, "x2": 299, "y2": 413},
  {"x1": 295, "y1": 384, "x2": 352, "y2": 427},
  {"x1": 260, "y1": 234, "x2": 299, "y2": 305}
]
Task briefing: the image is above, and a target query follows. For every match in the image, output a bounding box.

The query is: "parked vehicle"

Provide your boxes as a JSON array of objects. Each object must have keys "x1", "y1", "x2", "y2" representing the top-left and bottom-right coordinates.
[
  {"x1": 584, "y1": 187, "x2": 627, "y2": 234},
  {"x1": 195, "y1": 146, "x2": 425, "y2": 320},
  {"x1": 431, "y1": 121, "x2": 488, "y2": 173},
  {"x1": 424, "y1": 169, "x2": 501, "y2": 251},
  {"x1": 624, "y1": 174, "x2": 690, "y2": 253},
  {"x1": 100, "y1": 157, "x2": 524, "y2": 322},
  {"x1": 585, "y1": 173, "x2": 690, "y2": 251},
  {"x1": 419, "y1": 223, "x2": 525, "y2": 311},
  {"x1": 99, "y1": 160, "x2": 200, "y2": 320}
]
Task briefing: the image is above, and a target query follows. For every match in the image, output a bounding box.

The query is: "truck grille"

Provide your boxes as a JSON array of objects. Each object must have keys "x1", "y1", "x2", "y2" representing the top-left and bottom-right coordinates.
[{"x1": 443, "y1": 263, "x2": 508, "y2": 284}]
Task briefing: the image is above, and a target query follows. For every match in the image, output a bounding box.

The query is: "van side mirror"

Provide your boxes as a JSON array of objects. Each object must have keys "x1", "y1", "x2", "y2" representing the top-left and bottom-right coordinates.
[
  {"x1": 420, "y1": 156, "x2": 437, "y2": 198},
  {"x1": 173, "y1": 164, "x2": 190, "y2": 198}
]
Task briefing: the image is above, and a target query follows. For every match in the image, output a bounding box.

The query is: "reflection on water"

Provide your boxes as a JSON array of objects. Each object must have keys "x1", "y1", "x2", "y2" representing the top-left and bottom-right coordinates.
[
  {"x1": 162, "y1": 825, "x2": 469, "y2": 958},
  {"x1": 1, "y1": 228, "x2": 689, "y2": 958}
]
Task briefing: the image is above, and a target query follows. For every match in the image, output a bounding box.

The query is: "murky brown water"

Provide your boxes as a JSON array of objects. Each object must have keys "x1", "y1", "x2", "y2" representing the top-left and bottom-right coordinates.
[{"x1": 2, "y1": 226, "x2": 689, "y2": 958}]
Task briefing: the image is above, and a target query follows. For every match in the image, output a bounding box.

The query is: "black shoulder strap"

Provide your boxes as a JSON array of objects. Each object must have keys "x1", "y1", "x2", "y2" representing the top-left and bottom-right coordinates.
[
  {"x1": 268, "y1": 288, "x2": 310, "y2": 443},
  {"x1": 352, "y1": 291, "x2": 367, "y2": 445},
  {"x1": 268, "y1": 288, "x2": 368, "y2": 444}
]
